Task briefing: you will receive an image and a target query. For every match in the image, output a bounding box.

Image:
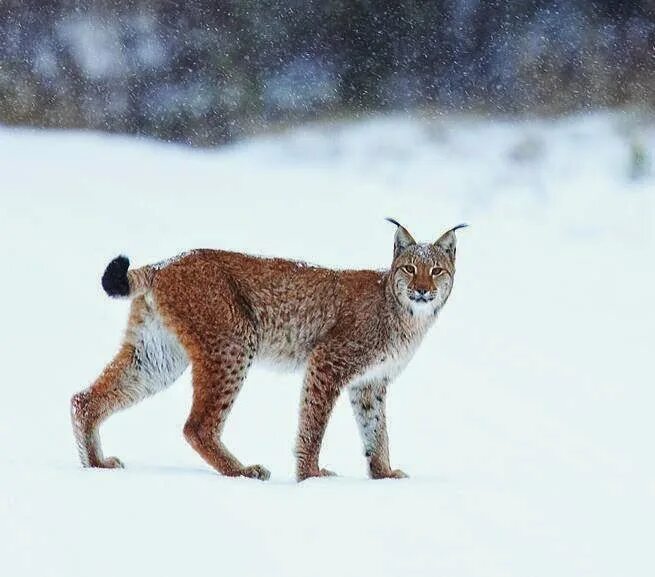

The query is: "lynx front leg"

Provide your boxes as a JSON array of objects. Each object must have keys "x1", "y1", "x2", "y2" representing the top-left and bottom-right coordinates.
[
  {"x1": 348, "y1": 380, "x2": 408, "y2": 479},
  {"x1": 295, "y1": 359, "x2": 346, "y2": 481},
  {"x1": 184, "y1": 342, "x2": 270, "y2": 480}
]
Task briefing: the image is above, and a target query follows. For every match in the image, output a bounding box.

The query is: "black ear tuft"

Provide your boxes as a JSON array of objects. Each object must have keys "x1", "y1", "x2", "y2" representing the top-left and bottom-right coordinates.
[
  {"x1": 102, "y1": 255, "x2": 130, "y2": 297},
  {"x1": 434, "y1": 224, "x2": 468, "y2": 260},
  {"x1": 386, "y1": 217, "x2": 416, "y2": 258}
]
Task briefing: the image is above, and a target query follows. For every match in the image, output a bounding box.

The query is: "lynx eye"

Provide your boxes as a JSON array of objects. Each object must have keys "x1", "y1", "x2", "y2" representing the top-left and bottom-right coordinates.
[
  {"x1": 430, "y1": 267, "x2": 445, "y2": 277},
  {"x1": 401, "y1": 264, "x2": 416, "y2": 275}
]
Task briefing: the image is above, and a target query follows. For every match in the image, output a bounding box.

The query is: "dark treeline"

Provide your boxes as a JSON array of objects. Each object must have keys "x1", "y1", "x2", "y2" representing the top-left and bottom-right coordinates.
[{"x1": 1, "y1": 0, "x2": 654, "y2": 145}]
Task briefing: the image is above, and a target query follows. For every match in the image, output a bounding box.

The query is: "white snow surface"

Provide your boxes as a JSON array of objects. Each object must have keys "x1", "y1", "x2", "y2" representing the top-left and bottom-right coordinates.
[{"x1": 1, "y1": 112, "x2": 654, "y2": 576}]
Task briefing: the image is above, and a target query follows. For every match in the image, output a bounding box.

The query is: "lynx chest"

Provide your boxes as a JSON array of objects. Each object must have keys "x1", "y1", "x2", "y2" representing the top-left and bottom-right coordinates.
[{"x1": 349, "y1": 336, "x2": 424, "y2": 388}]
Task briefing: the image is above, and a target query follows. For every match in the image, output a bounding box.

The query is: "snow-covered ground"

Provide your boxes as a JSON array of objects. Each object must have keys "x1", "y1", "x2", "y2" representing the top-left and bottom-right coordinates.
[{"x1": 1, "y1": 112, "x2": 654, "y2": 577}]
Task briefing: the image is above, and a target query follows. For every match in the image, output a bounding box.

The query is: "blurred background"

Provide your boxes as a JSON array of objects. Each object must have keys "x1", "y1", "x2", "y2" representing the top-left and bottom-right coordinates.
[{"x1": 1, "y1": 0, "x2": 655, "y2": 144}]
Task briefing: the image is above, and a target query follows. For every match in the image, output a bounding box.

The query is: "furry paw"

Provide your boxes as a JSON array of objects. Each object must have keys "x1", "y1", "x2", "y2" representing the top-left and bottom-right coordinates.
[
  {"x1": 372, "y1": 468, "x2": 408, "y2": 480},
  {"x1": 297, "y1": 467, "x2": 337, "y2": 482},
  {"x1": 99, "y1": 456, "x2": 125, "y2": 469},
  {"x1": 240, "y1": 464, "x2": 271, "y2": 481}
]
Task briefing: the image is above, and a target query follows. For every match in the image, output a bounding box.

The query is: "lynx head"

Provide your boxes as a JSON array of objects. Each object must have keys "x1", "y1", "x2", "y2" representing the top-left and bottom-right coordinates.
[{"x1": 386, "y1": 218, "x2": 467, "y2": 317}]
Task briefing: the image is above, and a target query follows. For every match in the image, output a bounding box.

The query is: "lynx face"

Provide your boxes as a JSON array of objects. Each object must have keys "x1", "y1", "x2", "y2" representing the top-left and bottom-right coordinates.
[
  {"x1": 391, "y1": 245, "x2": 454, "y2": 316},
  {"x1": 386, "y1": 219, "x2": 466, "y2": 317}
]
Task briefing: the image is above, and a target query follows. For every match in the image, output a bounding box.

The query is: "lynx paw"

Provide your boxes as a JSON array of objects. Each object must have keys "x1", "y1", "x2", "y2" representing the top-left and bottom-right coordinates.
[
  {"x1": 372, "y1": 468, "x2": 408, "y2": 480},
  {"x1": 98, "y1": 456, "x2": 125, "y2": 469},
  {"x1": 240, "y1": 464, "x2": 271, "y2": 481},
  {"x1": 297, "y1": 467, "x2": 337, "y2": 482}
]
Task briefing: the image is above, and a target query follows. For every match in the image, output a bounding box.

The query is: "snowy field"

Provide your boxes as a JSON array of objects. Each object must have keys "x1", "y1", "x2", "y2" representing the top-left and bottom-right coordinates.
[{"x1": 1, "y1": 112, "x2": 654, "y2": 576}]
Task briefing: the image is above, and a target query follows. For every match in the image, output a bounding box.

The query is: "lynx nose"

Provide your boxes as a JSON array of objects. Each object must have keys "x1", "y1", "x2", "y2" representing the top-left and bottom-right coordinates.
[{"x1": 411, "y1": 288, "x2": 434, "y2": 303}]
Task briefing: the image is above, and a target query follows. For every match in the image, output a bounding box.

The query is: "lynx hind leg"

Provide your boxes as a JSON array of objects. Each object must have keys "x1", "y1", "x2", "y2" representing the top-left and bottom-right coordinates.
[
  {"x1": 183, "y1": 337, "x2": 270, "y2": 480},
  {"x1": 348, "y1": 380, "x2": 407, "y2": 479},
  {"x1": 71, "y1": 297, "x2": 188, "y2": 468}
]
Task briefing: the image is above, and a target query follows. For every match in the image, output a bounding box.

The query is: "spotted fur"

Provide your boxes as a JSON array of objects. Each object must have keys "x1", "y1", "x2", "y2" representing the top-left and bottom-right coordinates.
[{"x1": 70, "y1": 221, "x2": 465, "y2": 481}]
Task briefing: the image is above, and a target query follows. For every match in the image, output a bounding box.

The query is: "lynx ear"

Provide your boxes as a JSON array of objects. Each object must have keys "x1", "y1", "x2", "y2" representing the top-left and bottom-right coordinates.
[
  {"x1": 434, "y1": 223, "x2": 468, "y2": 260},
  {"x1": 386, "y1": 217, "x2": 416, "y2": 258}
]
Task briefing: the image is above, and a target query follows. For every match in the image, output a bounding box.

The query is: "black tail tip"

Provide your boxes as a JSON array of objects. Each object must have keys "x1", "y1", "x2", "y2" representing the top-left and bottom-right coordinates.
[{"x1": 102, "y1": 255, "x2": 130, "y2": 297}]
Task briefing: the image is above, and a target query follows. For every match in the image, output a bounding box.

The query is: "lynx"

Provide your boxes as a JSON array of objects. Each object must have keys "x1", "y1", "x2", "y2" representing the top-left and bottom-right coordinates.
[{"x1": 71, "y1": 219, "x2": 466, "y2": 481}]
